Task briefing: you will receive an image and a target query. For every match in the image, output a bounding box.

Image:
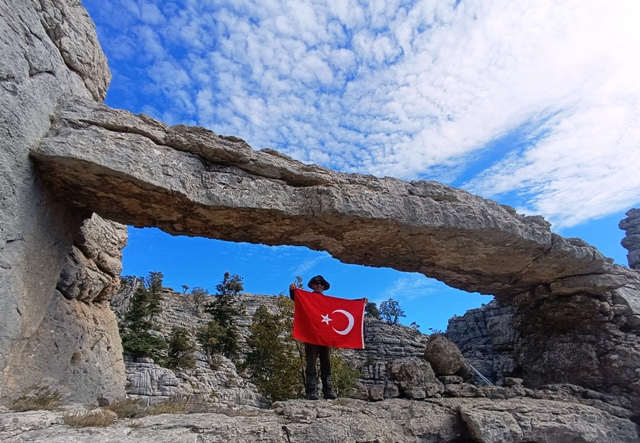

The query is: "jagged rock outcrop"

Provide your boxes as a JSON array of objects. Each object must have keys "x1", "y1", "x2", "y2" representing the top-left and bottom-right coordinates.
[
  {"x1": 446, "y1": 301, "x2": 519, "y2": 383},
  {"x1": 118, "y1": 292, "x2": 266, "y2": 408},
  {"x1": 447, "y1": 294, "x2": 640, "y2": 423},
  {"x1": 119, "y1": 289, "x2": 640, "y2": 442},
  {"x1": 621, "y1": 208, "x2": 640, "y2": 270},
  {"x1": 0, "y1": 0, "x2": 123, "y2": 404},
  {"x1": 124, "y1": 356, "x2": 263, "y2": 408},
  {"x1": 58, "y1": 214, "x2": 127, "y2": 303}
]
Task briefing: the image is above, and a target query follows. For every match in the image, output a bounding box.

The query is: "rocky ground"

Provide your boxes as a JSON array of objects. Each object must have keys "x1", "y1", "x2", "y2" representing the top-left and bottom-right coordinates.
[{"x1": 1, "y1": 395, "x2": 638, "y2": 443}]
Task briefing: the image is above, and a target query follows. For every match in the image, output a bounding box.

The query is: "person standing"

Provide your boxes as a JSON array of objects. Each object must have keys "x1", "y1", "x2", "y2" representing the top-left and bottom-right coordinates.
[{"x1": 289, "y1": 275, "x2": 337, "y2": 400}]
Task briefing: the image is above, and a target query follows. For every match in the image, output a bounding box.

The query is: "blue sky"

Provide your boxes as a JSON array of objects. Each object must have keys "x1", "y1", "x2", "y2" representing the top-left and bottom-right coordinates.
[{"x1": 83, "y1": 0, "x2": 639, "y2": 332}]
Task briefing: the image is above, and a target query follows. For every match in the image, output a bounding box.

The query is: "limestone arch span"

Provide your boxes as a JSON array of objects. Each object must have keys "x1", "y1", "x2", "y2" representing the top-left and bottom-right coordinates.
[{"x1": 31, "y1": 96, "x2": 628, "y2": 303}]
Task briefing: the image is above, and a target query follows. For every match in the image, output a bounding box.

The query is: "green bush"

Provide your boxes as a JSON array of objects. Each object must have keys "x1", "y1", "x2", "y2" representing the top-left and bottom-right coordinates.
[
  {"x1": 364, "y1": 301, "x2": 381, "y2": 319},
  {"x1": 379, "y1": 298, "x2": 406, "y2": 325},
  {"x1": 330, "y1": 351, "x2": 362, "y2": 398},
  {"x1": 244, "y1": 298, "x2": 304, "y2": 401}
]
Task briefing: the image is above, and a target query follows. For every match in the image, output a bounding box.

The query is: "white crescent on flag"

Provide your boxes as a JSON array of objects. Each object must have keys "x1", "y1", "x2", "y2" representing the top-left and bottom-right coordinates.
[{"x1": 331, "y1": 309, "x2": 354, "y2": 335}]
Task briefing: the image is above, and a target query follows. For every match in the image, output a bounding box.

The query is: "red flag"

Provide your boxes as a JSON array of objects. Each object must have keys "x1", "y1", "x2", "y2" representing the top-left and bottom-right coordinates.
[{"x1": 292, "y1": 288, "x2": 365, "y2": 349}]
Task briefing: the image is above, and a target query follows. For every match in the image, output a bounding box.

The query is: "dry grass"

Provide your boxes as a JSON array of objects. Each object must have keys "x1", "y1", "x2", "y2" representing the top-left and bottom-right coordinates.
[
  {"x1": 148, "y1": 394, "x2": 213, "y2": 415},
  {"x1": 10, "y1": 386, "x2": 61, "y2": 412},
  {"x1": 103, "y1": 398, "x2": 147, "y2": 419},
  {"x1": 103, "y1": 395, "x2": 214, "y2": 418},
  {"x1": 63, "y1": 409, "x2": 117, "y2": 428},
  {"x1": 147, "y1": 396, "x2": 190, "y2": 415}
]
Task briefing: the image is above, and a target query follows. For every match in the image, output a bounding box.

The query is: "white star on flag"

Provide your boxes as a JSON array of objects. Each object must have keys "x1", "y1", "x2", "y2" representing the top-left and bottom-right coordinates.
[{"x1": 321, "y1": 314, "x2": 332, "y2": 325}]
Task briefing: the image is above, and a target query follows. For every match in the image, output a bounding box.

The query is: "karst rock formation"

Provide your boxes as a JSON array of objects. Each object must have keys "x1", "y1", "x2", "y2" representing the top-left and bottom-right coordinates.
[{"x1": 2, "y1": 0, "x2": 640, "y2": 433}]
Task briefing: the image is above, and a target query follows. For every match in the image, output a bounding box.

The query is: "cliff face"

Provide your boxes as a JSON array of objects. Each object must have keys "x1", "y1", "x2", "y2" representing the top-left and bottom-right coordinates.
[
  {"x1": 0, "y1": 0, "x2": 125, "y2": 403},
  {"x1": 446, "y1": 301, "x2": 518, "y2": 383},
  {"x1": 116, "y1": 292, "x2": 438, "y2": 406}
]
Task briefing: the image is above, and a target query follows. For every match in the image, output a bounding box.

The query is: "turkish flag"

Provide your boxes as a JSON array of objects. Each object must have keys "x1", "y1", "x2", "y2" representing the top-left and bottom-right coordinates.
[{"x1": 292, "y1": 288, "x2": 366, "y2": 349}]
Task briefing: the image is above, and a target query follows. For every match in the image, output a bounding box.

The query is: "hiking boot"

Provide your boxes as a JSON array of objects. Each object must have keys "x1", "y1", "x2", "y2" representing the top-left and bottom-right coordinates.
[
  {"x1": 321, "y1": 375, "x2": 336, "y2": 399},
  {"x1": 305, "y1": 373, "x2": 318, "y2": 400},
  {"x1": 323, "y1": 390, "x2": 337, "y2": 400}
]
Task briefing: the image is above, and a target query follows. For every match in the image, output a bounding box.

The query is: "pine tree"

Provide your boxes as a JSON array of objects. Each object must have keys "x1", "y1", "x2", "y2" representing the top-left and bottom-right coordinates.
[
  {"x1": 196, "y1": 319, "x2": 224, "y2": 363},
  {"x1": 166, "y1": 326, "x2": 196, "y2": 370},
  {"x1": 201, "y1": 272, "x2": 244, "y2": 361},
  {"x1": 277, "y1": 290, "x2": 307, "y2": 386},
  {"x1": 216, "y1": 272, "x2": 244, "y2": 296},
  {"x1": 364, "y1": 301, "x2": 381, "y2": 319},
  {"x1": 189, "y1": 286, "x2": 209, "y2": 316},
  {"x1": 120, "y1": 272, "x2": 167, "y2": 362}
]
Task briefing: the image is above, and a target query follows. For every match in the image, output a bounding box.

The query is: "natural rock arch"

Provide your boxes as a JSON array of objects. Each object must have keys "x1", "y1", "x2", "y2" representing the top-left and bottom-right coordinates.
[
  {"x1": 31, "y1": 96, "x2": 640, "y2": 398},
  {"x1": 31, "y1": 97, "x2": 633, "y2": 299},
  {"x1": 1, "y1": 0, "x2": 639, "y2": 418}
]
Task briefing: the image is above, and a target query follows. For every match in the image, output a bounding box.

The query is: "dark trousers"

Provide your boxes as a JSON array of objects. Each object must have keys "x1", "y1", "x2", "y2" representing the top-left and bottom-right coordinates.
[{"x1": 304, "y1": 343, "x2": 331, "y2": 393}]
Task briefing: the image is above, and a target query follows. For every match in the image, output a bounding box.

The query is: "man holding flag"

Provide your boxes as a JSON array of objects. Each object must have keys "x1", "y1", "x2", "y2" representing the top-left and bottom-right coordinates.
[{"x1": 289, "y1": 275, "x2": 366, "y2": 400}]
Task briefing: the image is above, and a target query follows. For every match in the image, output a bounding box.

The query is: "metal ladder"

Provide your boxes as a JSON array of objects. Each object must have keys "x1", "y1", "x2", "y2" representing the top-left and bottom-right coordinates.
[{"x1": 468, "y1": 363, "x2": 494, "y2": 386}]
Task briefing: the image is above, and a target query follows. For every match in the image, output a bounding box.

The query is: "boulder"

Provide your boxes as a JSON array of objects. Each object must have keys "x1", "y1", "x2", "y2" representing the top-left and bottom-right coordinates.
[
  {"x1": 424, "y1": 334, "x2": 472, "y2": 378},
  {"x1": 387, "y1": 357, "x2": 444, "y2": 399}
]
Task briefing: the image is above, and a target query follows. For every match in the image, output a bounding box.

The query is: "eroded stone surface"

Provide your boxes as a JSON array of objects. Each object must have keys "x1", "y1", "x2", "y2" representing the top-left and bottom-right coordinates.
[
  {"x1": 446, "y1": 301, "x2": 518, "y2": 383},
  {"x1": 3, "y1": 2, "x2": 640, "y2": 436},
  {"x1": 424, "y1": 335, "x2": 472, "y2": 378},
  {"x1": 57, "y1": 214, "x2": 127, "y2": 303}
]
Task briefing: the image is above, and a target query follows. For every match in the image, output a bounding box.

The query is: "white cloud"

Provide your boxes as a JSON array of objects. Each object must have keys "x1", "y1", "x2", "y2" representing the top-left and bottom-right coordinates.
[
  {"x1": 139, "y1": 1, "x2": 165, "y2": 25},
  {"x1": 135, "y1": 25, "x2": 166, "y2": 59},
  {"x1": 290, "y1": 252, "x2": 332, "y2": 276},
  {"x1": 378, "y1": 273, "x2": 440, "y2": 302}
]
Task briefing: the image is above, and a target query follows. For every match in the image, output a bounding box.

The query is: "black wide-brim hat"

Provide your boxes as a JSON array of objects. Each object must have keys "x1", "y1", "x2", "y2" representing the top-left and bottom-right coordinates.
[{"x1": 308, "y1": 275, "x2": 330, "y2": 290}]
